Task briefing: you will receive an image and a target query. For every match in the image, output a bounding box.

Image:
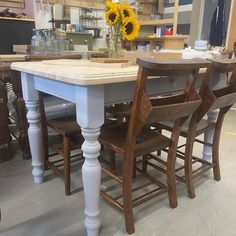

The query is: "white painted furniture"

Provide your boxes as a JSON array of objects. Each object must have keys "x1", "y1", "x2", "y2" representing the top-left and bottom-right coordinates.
[{"x1": 11, "y1": 59, "x2": 222, "y2": 236}]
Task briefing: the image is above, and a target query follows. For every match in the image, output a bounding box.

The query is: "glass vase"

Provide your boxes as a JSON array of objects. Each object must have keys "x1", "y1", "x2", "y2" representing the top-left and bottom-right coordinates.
[{"x1": 108, "y1": 36, "x2": 122, "y2": 58}]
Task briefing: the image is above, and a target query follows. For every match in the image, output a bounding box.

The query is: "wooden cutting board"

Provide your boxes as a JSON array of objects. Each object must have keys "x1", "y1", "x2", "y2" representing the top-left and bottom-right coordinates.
[
  {"x1": 42, "y1": 59, "x2": 134, "y2": 68},
  {"x1": 90, "y1": 58, "x2": 129, "y2": 63}
]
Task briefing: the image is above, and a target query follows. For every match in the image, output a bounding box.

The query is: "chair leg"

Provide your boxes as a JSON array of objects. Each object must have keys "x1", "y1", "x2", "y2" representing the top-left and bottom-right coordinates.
[
  {"x1": 212, "y1": 111, "x2": 225, "y2": 181},
  {"x1": 167, "y1": 121, "x2": 181, "y2": 208},
  {"x1": 132, "y1": 162, "x2": 136, "y2": 179},
  {"x1": 167, "y1": 149, "x2": 178, "y2": 208},
  {"x1": 123, "y1": 180, "x2": 135, "y2": 234},
  {"x1": 123, "y1": 157, "x2": 135, "y2": 234},
  {"x1": 109, "y1": 149, "x2": 116, "y2": 172},
  {"x1": 157, "y1": 130, "x2": 162, "y2": 156},
  {"x1": 63, "y1": 136, "x2": 71, "y2": 196},
  {"x1": 184, "y1": 120, "x2": 197, "y2": 199},
  {"x1": 142, "y1": 154, "x2": 149, "y2": 173},
  {"x1": 184, "y1": 139, "x2": 195, "y2": 199},
  {"x1": 44, "y1": 136, "x2": 49, "y2": 171}
]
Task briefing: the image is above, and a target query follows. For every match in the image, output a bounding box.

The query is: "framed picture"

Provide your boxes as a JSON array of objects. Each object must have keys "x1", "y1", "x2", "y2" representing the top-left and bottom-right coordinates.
[{"x1": 0, "y1": 0, "x2": 25, "y2": 9}]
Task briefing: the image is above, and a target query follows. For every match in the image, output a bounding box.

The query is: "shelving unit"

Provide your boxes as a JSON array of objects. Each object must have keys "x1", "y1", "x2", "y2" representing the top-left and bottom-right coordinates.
[
  {"x1": 125, "y1": 35, "x2": 186, "y2": 51},
  {"x1": 138, "y1": 0, "x2": 179, "y2": 35},
  {"x1": 79, "y1": 8, "x2": 103, "y2": 38},
  {"x1": 125, "y1": 0, "x2": 186, "y2": 51}
]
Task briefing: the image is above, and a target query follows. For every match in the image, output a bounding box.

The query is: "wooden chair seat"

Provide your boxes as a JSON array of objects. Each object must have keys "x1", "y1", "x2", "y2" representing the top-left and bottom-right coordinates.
[
  {"x1": 100, "y1": 123, "x2": 171, "y2": 157},
  {"x1": 46, "y1": 115, "x2": 80, "y2": 136},
  {"x1": 157, "y1": 119, "x2": 216, "y2": 138},
  {"x1": 43, "y1": 112, "x2": 84, "y2": 196}
]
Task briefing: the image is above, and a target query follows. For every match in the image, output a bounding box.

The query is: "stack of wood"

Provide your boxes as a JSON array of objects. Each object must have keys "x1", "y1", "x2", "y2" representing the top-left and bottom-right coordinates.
[{"x1": 13, "y1": 45, "x2": 30, "y2": 54}]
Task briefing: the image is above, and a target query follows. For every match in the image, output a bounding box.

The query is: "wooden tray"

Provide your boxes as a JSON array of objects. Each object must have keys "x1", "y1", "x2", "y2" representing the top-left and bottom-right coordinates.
[
  {"x1": 42, "y1": 59, "x2": 134, "y2": 68},
  {"x1": 90, "y1": 58, "x2": 129, "y2": 63}
]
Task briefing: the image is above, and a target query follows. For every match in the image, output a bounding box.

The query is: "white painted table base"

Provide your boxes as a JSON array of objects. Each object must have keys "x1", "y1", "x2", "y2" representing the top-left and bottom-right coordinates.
[
  {"x1": 21, "y1": 73, "x2": 104, "y2": 235},
  {"x1": 13, "y1": 60, "x2": 225, "y2": 236}
]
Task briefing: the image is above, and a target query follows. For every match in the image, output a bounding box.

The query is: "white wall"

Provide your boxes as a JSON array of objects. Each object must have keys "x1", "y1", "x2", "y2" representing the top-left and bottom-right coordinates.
[{"x1": 33, "y1": 0, "x2": 52, "y2": 29}]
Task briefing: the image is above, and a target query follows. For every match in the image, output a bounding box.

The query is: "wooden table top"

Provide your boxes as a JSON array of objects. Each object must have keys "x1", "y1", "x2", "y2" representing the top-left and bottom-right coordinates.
[{"x1": 11, "y1": 59, "x2": 139, "y2": 86}]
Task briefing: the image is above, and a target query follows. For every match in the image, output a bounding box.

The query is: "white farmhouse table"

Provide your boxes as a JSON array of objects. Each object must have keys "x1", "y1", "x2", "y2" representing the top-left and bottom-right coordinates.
[{"x1": 11, "y1": 59, "x2": 221, "y2": 236}]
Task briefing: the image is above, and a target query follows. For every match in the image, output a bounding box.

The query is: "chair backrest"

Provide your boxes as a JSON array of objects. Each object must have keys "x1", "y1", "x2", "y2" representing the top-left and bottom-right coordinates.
[
  {"x1": 125, "y1": 57, "x2": 211, "y2": 150},
  {"x1": 197, "y1": 58, "x2": 236, "y2": 121}
]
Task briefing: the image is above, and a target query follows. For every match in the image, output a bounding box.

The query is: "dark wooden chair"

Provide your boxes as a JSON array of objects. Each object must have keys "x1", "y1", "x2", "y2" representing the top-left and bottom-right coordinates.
[
  {"x1": 151, "y1": 58, "x2": 236, "y2": 199},
  {"x1": 39, "y1": 94, "x2": 84, "y2": 196},
  {"x1": 99, "y1": 57, "x2": 211, "y2": 234},
  {"x1": 26, "y1": 54, "x2": 84, "y2": 196},
  {"x1": 0, "y1": 78, "x2": 11, "y2": 161}
]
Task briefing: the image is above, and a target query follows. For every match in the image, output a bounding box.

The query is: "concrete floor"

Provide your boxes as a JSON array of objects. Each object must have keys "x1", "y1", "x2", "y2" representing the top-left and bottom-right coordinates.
[{"x1": 0, "y1": 110, "x2": 236, "y2": 236}]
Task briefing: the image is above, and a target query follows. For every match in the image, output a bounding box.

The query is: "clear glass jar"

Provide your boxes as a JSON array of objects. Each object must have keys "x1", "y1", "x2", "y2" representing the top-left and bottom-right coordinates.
[
  {"x1": 44, "y1": 29, "x2": 57, "y2": 55},
  {"x1": 57, "y1": 37, "x2": 69, "y2": 55},
  {"x1": 31, "y1": 29, "x2": 45, "y2": 55}
]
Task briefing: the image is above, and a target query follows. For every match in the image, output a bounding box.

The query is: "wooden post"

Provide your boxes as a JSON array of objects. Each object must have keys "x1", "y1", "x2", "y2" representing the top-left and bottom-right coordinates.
[
  {"x1": 226, "y1": 0, "x2": 236, "y2": 51},
  {"x1": 173, "y1": 0, "x2": 179, "y2": 36}
]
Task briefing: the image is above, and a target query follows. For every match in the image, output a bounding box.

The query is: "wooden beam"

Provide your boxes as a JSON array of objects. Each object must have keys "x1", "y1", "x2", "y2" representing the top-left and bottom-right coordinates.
[
  {"x1": 140, "y1": 19, "x2": 174, "y2": 26},
  {"x1": 172, "y1": 0, "x2": 179, "y2": 35},
  {"x1": 226, "y1": 0, "x2": 236, "y2": 50}
]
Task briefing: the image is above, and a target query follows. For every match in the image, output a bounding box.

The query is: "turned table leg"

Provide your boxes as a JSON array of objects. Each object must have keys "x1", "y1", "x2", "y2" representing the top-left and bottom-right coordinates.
[
  {"x1": 21, "y1": 73, "x2": 44, "y2": 183},
  {"x1": 76, "y1": 85, "x2": 104, "y2": 236}
]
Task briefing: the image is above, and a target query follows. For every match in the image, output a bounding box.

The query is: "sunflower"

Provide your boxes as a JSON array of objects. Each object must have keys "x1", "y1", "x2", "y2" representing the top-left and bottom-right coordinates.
[
  {"x1": 120, "y1": 4, "x2": 134, "y2": 20},
  {"x1": 105, "y1": 7, "x2": 120, "y2": 26},
  {"x1": 106, "y1": 1, "x2": 120, "y2": 11},
  {"x1": 121, "y1": 17, "x2": 140, "y2": 41}
]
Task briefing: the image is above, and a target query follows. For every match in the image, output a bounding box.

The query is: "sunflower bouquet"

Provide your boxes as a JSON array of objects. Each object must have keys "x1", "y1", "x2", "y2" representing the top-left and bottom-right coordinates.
[{"x1": 105, "y1": 1, "x2": 140, "y2": 57}]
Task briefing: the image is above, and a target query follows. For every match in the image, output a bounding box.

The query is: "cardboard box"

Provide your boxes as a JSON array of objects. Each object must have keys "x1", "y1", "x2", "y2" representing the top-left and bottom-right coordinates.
[
  {"x1": 138, "y1": 3, "x2": 158, "y2": 15},
  {"x1": 138, "y1": 0, "x2": 164, "y2": 16},
  {"x1": 138, "y1": 14, "x2": 153, "y2": 21},
  {"x1": 158, "y1": 0, "x2": 164, "y2": 14}
]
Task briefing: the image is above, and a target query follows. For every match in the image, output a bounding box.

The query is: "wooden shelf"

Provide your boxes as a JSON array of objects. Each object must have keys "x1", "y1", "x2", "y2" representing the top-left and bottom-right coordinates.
[
  {"x1": 80, "y1": 16, "x2": 103, "y2": 20},
  {"x1": 43, "y1": 0, "x2": 105, "y2": 10},
  {"x1": 0, "y1": 16, "x2": 35, "y2": 22},
  {"x1": 126, "y1": 36, "x2": 187, "y2": 42},
  {"x1": 124, "y1": 36, "x2": 187, "y2": 50},
  {"x1": 140, "y1": 18, "x2": 174, "y2": 26}
]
